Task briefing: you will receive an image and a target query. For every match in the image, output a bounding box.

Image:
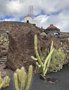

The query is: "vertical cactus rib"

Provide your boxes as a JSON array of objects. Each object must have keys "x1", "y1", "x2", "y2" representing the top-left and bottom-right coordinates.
[
  {"x1": 50, "y1": 41, "x2": 53, "y2": 51},
  {"x1": 43, "y1": 48, "x2": 54, "y2": 72},
  {"x1": 25, "y1": 65, "x2": 33, "y2": 90},
  {"x1": 43, "y1": 41, "x2": 54, "y2": 76},
  {"x1": 0, "y1": 72, "x2": 10, "y2": 89},
  {"x1": 3, "y1": 76, "x2": 10, "y2": 88},
  {"x1": 43, "y1": 50, "x2": 53, "y2": 76},
  {"x1": 33, "y1": 34, "x2": 55, "y2": 77},
  {"x1": 20, "y1": 67, "x2": 27, "y2": 90},
  {"x1": 16, "y1": 69, "x2": 22, "y2": 82},
  {"x1": 14, "y1": 73, "x2": 19, "y2": 90},
  {"x1": 34, "y1": 34, "x2": 43, "y2": 68},
  {"x1": 14, "y1": 65, "x2": 33, "y2": 90}
]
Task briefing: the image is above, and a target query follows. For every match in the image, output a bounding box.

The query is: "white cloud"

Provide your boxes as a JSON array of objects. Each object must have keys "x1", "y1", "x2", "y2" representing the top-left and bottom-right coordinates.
[
  {"x1": 33, "y1": 15, "x2": 49, "y2": 28},
  {"x1": 0, "y1": 0, "x2": 69, "y2": 32},
  {"x1": 6, "y1": 1, "x2": 23, "y2": 13},
  {"x1": 0, "y1": 16, "x2": 20, "y2": 21},
  {"x1": 33, "y1": 11, "x2": 69, "y2": 32},
  {"x1": 0, "y1": 0, "x2": 68, "y2": 16}
]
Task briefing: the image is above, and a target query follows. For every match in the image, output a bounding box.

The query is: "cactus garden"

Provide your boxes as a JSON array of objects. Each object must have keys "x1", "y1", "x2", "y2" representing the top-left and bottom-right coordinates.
[{"x1": 0, "y1": 22, "x2": 69, "y2": 90}]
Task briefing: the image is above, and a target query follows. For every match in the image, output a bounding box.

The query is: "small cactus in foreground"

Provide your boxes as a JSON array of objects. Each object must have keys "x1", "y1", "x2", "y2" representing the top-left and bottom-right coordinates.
[
  {"x1": 0, "y1": 72, "x2": 10, "y2": 89},
  {"x1": 14, "y1": 65, "x2": 33, "y2": 90}
]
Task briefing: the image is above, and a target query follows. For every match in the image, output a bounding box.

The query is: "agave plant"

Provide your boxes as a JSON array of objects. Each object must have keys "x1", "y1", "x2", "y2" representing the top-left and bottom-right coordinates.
[
  {"x1": 0, "y1": 72, "x2": 10, "y2": 89},
  {"x1": 31, "y1": 34, "x2": 54, "y2": 77},
  {"x1": 14, "y1": 65, "x2": 33, "y2": 90}
]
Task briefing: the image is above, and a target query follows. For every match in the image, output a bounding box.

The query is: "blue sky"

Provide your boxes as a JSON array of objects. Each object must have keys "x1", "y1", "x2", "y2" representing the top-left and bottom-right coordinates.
[{"x1": 0, "y1": 0, "x2": 69, "y2": 32}]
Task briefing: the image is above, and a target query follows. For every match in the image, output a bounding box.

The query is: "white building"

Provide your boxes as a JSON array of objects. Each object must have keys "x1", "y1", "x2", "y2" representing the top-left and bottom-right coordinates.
[{"x1": 24, "y1": 15, "x2": 34, "y2": 24}]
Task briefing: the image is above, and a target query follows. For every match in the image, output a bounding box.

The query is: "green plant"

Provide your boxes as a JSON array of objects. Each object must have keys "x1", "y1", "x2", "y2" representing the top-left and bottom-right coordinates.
[
  {"x1": 49, "y1": 48, "x2": 66, "y2": 72},
  {"x1": 14, "y1": 65, "x2": 33, "y2": 90},
  {"x1": 0, "y1": 72, "x2": 10, "y2": 89},
  {"x1": 31, "y1": 34, "x2": 54, "y2": 77}
]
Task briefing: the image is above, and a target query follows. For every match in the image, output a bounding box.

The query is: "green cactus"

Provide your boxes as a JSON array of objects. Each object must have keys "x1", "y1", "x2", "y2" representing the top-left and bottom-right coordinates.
[
  {"x1": 0, "y1": 72, "x2": 10, "y2": 89},
  {"x1": 14, "y1": 73, "x2": 19, "y2": 90},
  {"x1": 34, "y1": 35, "x2": 44, "y2": 68},
  {"x1": 49, "y1": 48, "x2": 66, "y2": 72},
  {"x1": 31, "y1": 34, "x2": 54, "y2": 77},
  {"x1": 25, "y1": 65, "x2": 33, "y2": 90},
  {"x1": 14, "y1": 65, "x2": 33, "y2": 90}
]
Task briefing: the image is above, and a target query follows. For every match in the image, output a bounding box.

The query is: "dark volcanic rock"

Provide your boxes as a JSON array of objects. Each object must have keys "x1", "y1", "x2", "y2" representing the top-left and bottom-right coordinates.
[
  {"x1": 6, "y1": 22, "x2": 62, "y2": 71},
  {"x1": 6, "y1": 23, "x2": 42, "y2": 70}
]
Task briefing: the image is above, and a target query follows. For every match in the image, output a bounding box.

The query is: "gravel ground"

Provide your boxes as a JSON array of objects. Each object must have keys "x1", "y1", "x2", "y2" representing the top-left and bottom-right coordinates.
[
  {"x1": 31, "y1": 65, "x2": 69, "y2": 90},
  {"x1": 0, "y1": 64, "x2": 69, "y2": 90}
]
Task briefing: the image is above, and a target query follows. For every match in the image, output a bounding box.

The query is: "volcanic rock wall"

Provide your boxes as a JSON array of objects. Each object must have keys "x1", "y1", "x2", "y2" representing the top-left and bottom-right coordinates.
[
  {"x1": 0, "y1": 30, "x2": 8, "y2": 64},
  {"x1": 6, "y1": 23, "x2": 62, "y2": 70},
  {"x1": 6, "y1": 23, "x2": 42, "y2": 70},
  {"x1": 0, "y1": 21, "x2": 68, "y2": 71}
]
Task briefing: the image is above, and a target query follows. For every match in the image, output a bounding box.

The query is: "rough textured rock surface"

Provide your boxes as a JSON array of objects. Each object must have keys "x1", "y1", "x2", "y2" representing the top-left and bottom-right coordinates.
[
  {"x1": 5, "y1": 22, "x2": 63, "y2": 71},
  {"x1": 0, "y1": 31, "x2": 8, "y2": 64},
  {"x1": 0, "y1": 21, "x2": 69, "y2": 73},
  {"x1": 6, "y1": 23, "x2": 42, "y2": 70}
]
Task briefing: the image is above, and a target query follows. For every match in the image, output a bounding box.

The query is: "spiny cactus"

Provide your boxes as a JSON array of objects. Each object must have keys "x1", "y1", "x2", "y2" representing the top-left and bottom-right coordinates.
[
  {"x1": 14, "y1": 65, "x2": 33, "y2": 90},
  {"x1": 31, "y1": 34, "x2": 54, "y2": 77},
  {"x1": 0, "y1": 72, "x2": 10, "y2": 89},
  {"x1": 49, "y1": 48, "x2": 66, "y2": 72}
]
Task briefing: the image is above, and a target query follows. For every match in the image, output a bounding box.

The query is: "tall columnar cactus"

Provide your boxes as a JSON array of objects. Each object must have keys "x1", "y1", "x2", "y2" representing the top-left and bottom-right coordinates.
[
  {"x1": 31, "y1": 34, "x2": 54, "y2": 77},
  {"x1": 25, "y1": 65, "x2": 33, "y2": 90},
  {"x1": 0, "y1": 72, "x2": 10, "y2": 89},
  {"x1": 14, "y1": 65, "x2": 33, "y2": 90}
]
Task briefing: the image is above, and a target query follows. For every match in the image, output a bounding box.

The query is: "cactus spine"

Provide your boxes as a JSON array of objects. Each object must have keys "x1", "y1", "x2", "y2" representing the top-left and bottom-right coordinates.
[
  {"x1": 34, "y1": 34, "x2": 44, "y2": 68},
  {"x1": 14, "y1": 73, "x2": 19, "y2": 90},
  {"x1": 32, "y1": 34, "x2": 54, "y2": 77},
  {"x1": 0, "y1": 72, "x2": 10, "y2": 89},
  {"x1": 43, "y1": 41, "x2": 54, "y2": 76},
  {"x1": 25, "y1": 65, "x2": 33, "y2": 90},
  {"x1": 20, "y1": 67, "x2": 27, "y2": 90},
  {"x1": 14, "y1": 65, "x2": 33, "y2": 90}
]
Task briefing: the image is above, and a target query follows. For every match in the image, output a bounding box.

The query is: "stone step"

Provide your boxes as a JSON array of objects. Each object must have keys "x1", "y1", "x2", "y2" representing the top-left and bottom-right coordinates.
[
  {"x1": 0, "y1": 50, "x2": 7, "y2": 58},
  {"x1": 66, "y1": 51, "x2": 69, "y2": 53},
  {"x1": 67, "y1": 57, "x2": 69, "y2": 59},
  {"x1": 0, "y1": 59, "x2": 6, "y2": 62},
  {"x1": 0, "y1": 57, "x2": 7, "y2": 61},
  {"x1": 0, "y1": 62, "x2": 6, "y2": 64},
  {"x1": 0, "y1": 57, "x2": 7, "y2": 64}
]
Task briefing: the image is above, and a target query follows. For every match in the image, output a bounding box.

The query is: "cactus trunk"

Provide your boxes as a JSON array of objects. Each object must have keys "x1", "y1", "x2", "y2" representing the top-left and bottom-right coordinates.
[
  {"x1": 14, "y1": 65, "x2": 33, "y2": 90},
  {"x1": 33, "y1": 34, "x2": 54, "y2": 77},
  {"x1": 25, "y1": 65, "x2": 33, "y2": 90}
]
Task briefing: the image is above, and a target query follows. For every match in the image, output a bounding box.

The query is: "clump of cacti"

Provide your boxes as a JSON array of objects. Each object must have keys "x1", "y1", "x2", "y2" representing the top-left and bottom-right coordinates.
[
  {"x1": 49, "y1": 48, "x2": 66, "y2": 72},
  {"x1": 31, "y1": 34, "x2": 54, "y2": 77},
  {"x1": 14, "y1": 65, "x2": 33, "y2": 90},
  {"x1": 0, "y1": 72, "x2": 10, "y2": 89},
  {"x1": 31, "y1": 34, "x2": 66, "y2": 78}
]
